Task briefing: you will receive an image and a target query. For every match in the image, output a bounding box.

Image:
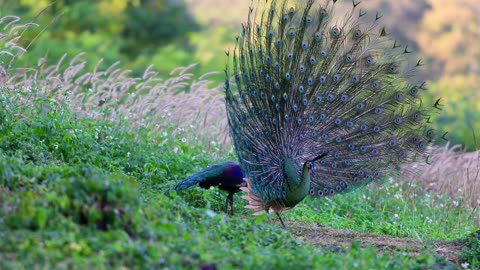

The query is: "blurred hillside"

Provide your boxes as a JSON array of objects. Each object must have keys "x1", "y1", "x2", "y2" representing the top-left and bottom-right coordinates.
[{"x1": 1, "y1": 0, "x2": 480, "y2": 149}]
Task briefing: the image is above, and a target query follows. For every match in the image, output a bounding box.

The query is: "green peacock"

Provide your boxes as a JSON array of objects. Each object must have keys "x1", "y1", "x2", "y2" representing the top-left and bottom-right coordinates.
[
  {"x1": 174, "y1": 0, "x2": 435, "y2": 227},
  {"x1": 170, "y1": 162, "x2": 245, "y2": 215}
]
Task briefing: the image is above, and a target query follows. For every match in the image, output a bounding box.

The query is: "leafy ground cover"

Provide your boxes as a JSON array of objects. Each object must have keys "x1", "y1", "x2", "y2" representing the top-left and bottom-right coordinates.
[
  {"x1": 0, "y1": 11, "x2": 479, "y2": 269},
  {"x1": 0, "y1": 87, "x2": 478, "y2": 269}
]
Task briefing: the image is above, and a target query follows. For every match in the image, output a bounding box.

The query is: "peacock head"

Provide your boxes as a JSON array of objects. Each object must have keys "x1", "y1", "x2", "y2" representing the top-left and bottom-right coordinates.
[
  {"x1": 308, "y1": 152, "x2": 329, "y2": 167},
  {"x1": 304, "y1": 160, "x2": 314, "y2": 170},
  {"x1": 303, "y1": 152, "x2": 328, "y2": 173}
]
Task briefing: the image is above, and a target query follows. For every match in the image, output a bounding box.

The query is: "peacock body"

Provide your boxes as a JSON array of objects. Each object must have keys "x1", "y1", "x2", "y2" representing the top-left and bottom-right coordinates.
[
  {"x1": 224, "y1": 0, "x2": 434, "y2": 216},
  {"x1": 171, "y1": 162, "x2": 245, "y2": 215}
]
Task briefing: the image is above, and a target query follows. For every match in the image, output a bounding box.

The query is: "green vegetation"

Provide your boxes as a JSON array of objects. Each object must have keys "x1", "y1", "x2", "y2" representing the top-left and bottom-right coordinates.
[
  {"x1": 0, "y1": 0, "x2": 479, "y2": 268},
  {"x1": 3, "y1": 0, "x2": 480, "y2": 148},
  {"x1": 0, "y1": 86, "x2": 478, "y2": 269}
]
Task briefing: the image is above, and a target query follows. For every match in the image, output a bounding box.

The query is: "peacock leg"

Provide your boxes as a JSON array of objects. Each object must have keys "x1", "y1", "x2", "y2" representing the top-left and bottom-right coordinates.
[
  {"x1": 225, "y1": 195, "x2": 229, "y2": 215},
  {"x1": 225, "y1": 192, "x2": 234, "y2": 215},
  {"x1": 276, "y1": 212, "x2": 286, "y2": 229}
]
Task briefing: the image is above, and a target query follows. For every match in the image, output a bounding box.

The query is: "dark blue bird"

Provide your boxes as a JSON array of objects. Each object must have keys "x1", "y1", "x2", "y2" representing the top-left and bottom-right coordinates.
[{"x1": 171, "y1": 162, "x2": 245, "y2": 215}]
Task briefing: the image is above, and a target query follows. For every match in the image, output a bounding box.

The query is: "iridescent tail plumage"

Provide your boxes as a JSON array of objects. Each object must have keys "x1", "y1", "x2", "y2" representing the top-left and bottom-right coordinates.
[{"x1": 225, "y1": 0, "x2": 435, "y2": 213}]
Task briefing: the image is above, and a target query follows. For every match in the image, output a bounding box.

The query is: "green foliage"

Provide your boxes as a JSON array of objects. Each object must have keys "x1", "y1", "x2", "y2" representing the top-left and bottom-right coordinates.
[
  {"x1": 288, "y1": 181, "x2": 478, "y2": 240},
  {"x1": 0, "y1": 1, "x2": 479, "y2": 265},
  {"x1": 0, "y1": 86, "x2": 477, "y2": 269},
  {"x1": 5, "y1": 0, "x2": 201, "y2": 76},
  {"x1": 427, "y1": 76, "x2": 480, "y2": 150},
  {"x1": 2, "y1": 164, "x2": 140, "y2": 233},
  {"x1": 460, "y1": 231, "x2": 480, "y2": 268},
  {"x1": 121, "y1": 0, "x2": 200, "y2": 57}
]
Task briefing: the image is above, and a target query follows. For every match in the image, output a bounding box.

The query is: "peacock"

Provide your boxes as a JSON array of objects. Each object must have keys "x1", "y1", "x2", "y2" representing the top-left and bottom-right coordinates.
[
  {"x1": 169, "y1": 162, "x2": 245, "y2": 215},
  {"x1": 223, "y1": 0, "x2": 436, "y2": 227}
]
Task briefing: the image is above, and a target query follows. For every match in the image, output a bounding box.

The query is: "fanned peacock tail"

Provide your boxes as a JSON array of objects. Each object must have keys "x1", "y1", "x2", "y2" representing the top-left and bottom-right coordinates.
[{"x1": 225, "y1": 0, "x2": 435, "y2": 213}]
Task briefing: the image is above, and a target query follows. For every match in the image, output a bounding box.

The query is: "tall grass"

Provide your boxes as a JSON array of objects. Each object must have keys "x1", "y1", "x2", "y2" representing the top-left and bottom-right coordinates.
[
  {"x1": 1, "y1": 15, "x2": 229, "y2": 153},
  {"x1": 409, "y1": 144, "x2": 480, "y2": 211},
  {"x1": 2, "y1": 12, "x2": 479, "y2": 221},
  {"x1": 1, "y1": 12, "x2": 479, "y2": 269}
]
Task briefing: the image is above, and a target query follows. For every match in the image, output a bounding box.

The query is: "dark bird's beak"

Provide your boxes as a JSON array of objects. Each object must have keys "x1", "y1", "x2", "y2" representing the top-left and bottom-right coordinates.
[{"x1": 312, "y1": 152, "x2": 328, "y2": 162}]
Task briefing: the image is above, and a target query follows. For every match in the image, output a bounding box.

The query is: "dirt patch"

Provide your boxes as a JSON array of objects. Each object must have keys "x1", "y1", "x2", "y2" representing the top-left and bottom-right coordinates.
[{"x1": 288, "y1": 221, "x2": 466, "y2": 264}]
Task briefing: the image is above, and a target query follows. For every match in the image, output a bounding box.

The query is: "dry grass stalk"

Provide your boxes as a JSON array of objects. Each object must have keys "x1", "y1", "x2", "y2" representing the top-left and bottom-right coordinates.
[
  {"x1": 0, "y1": 15, "x2": 230, "y2": 152},
  {"x1": 407, "y1": 143, "x2": 480, "y2": 210}
]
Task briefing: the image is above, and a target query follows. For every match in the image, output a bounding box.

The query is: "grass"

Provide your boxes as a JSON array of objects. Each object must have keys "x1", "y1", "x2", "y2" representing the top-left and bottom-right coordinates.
[
  {"x1": 0, "y1": 13, "x2": 479, "y2": 270},
  {"x1": 0, "y1": 86, "x2": 479, "y2": 269}
]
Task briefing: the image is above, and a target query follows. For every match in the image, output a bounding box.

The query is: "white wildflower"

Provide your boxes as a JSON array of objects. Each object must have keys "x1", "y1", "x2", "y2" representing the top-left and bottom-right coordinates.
[
  {"x1": 206, "y1": 209, "x2": 216, "y2": 218},
  {"x1": 425, "y1": 216, "x2": 432, "y2": 224}
]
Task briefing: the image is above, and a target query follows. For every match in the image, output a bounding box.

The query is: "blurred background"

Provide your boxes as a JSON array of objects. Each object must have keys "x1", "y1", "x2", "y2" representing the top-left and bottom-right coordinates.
[{"x1": 1, "y1": 0, "x2": 479, "y2": 150}]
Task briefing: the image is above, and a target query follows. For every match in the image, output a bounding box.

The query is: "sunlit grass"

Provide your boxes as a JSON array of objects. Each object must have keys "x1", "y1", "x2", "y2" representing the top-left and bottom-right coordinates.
[
  {"x1": 0, "y1": 13, "x2": 479, "y2": 269},
  {"x1": 2, "y1": 90, "x2": 478, "y2": 269}
]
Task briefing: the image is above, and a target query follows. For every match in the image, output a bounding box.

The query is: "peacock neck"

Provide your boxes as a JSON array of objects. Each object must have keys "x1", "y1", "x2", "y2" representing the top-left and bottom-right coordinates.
[{"x1": 281, "y1": 158, "x2": 311, "y2": 208}]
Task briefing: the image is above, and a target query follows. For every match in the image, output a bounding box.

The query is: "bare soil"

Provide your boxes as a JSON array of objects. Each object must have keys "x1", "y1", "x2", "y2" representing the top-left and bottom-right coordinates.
[{"x1": 288, "y1": 221, "x2": 467, "y2": 264}]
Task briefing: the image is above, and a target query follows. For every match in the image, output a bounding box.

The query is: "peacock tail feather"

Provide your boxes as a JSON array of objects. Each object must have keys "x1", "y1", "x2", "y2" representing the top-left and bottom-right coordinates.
[{"x1": 224, "y1": 0, "x2": 435, "y2": 213}]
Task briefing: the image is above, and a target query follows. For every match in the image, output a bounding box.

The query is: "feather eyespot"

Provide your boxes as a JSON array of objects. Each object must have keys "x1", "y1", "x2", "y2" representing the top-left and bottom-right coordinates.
[
  {"x1": 288, "y1": 28, "x2": 296, "y2": 38},
  {"x1": 319, "y1": 75, "x2": 327, "y2": 84},
  {"x1": 268, "y1": 31, "x2": 274, "y2": 39},
  {"x1": 319, "y1": 9, "x2": 327, "y2": 18},
  {"x1": 289, "y1": 7, "x2": 295, "y2": 17},
  {"x1": 276, "y1": 39, "x2": 282, "y2": 47},
  {"x1": 306, "y1": 16, "x2": 313, "y2": 24},
  {"x1": 345, "y1": 54, "x2": 353, "y2": 62},
  {"x1": 330, "y1": 27, "x2": 340, "y2": 38},
  {"x1": 300, "y1": 65, "x2": 306, "y2": 73},
  {"x1": 351, "y1": 75, "x2": 360, "y2": 83},
  {"x1": 353, "y1": 29, "x2": 362, "y2": 39},
  {"x1": 365, "y1": 56, "x2": 374, "y2": 66},
  {"x1": 388, "y1": 64, "x2": 399, "y2": 74}
]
